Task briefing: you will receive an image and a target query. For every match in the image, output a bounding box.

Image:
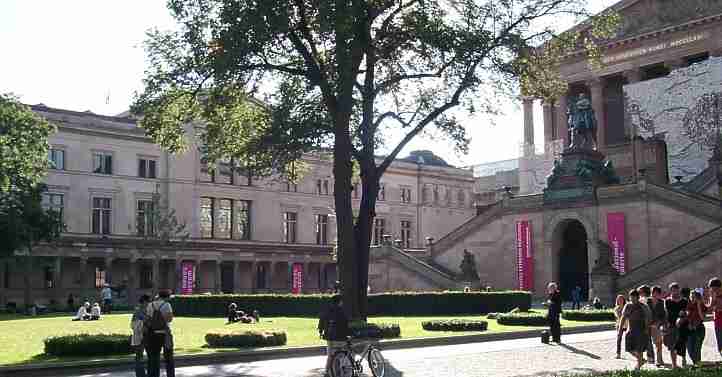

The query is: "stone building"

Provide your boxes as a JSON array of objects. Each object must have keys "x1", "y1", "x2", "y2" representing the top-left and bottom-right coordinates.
[{"x1": 0, "y1": 106, "x2": 475, "y2": 307}]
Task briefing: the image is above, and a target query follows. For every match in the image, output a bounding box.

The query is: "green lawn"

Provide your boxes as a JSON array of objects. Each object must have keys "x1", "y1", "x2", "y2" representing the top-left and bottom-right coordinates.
[{"x1": 0, "y1": 312, "x2": 611, "y2": 366}]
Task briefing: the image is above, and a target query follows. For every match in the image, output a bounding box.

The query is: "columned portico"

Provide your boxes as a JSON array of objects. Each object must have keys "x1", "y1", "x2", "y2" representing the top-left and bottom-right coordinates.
[
  {"x1": 555, "y1": 94, "x2": 569, "y2": 148},
  {"x1": 542, "y1": 100, "x2": 555, "y2": 144},
  {"x1": 588, "y1": 78, "x2": 606, "y2": 152}
]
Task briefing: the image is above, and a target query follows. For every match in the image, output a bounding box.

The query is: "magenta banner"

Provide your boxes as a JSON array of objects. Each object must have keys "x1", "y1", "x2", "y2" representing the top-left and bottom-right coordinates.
[
  {"x1": 181, "y1": 262, "x2": 195, "y2": 294},
  {"x1": 515, "y1": 221, "x2": 534, "y2": 291},
  {"x1": 291, "y1": 263, "x2": 303, "y2": 294},
  {"x1": 607, "y1": 213, "x2": 626, "y2": 274}
]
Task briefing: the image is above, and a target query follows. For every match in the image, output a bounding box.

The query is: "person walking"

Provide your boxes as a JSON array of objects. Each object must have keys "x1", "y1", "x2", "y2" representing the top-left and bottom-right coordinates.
[
  {"x1": 546, "y1": 282, "x2": 562, "y2": 343},
  {"x1": 101, "y1": 284, "x2": 113, "y2": 314},
  {"x1": 145, "y1": 290, "x2": 175, "y2": 377},
  {"x1": 318, "y1": 295, "x2": 350, "y2": 377},
  {"x1": 620, "y1": 289, "x2": 649, "y2": 370},
  {"x1": 664, "y1": 283, "x2": 688, "y2": 369},
  {"x1": 707, "y1": 277, "x2": 722, "y2": 359},
  {"x1": 613, "y1": 294, "x2": 627, "y2": 359},
  {"x1": 131, "y1": 294, "x2": 151, "y2": 377},
  {"x1": 686, "y1": 290, "x2": 706, "y2": 366},
  {"x1": 572, "y1": 286, "x2": 582, "y2": 310},
  {"x1": 649, "y1": 286, "x2": 667, "y2": 366},
  {"x1": 638, "y1": 285, "x2": 655, "y2": 364}
]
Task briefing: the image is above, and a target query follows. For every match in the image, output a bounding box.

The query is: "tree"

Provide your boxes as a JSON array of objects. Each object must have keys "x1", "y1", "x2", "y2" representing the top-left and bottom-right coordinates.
[
  {"x1": 133, "y1": 189, "x2": 190, "y2": 246},
  {"x1": 0, "y1": 94, "x2": 56, "y2": 192},
  {"x1": 133, "y1": 0, "x2": 616, "y2": 319},
  {"x1": 0, "y1": 184, "x2": 64, "y2": 312}
]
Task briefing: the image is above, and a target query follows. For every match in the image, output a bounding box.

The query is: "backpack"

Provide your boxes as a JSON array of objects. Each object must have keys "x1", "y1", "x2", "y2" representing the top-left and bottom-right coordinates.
[{"x1": 146, "y1": 302, "x2": 168, "y2": 332}]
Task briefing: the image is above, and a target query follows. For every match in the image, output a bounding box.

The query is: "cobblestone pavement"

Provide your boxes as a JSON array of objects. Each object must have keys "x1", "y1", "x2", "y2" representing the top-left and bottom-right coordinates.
[{"x1": 79, "y1": 323, "x2": 721, "y2": 377}]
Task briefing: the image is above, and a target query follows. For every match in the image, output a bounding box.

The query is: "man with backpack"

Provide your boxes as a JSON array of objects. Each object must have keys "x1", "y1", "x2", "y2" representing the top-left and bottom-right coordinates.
[
  {"x1": 145, "y1": 289, "x2": 174, "y2": 377},
  {"x1": 318, "y1": 295, "x2": 350, "y2": 377}
]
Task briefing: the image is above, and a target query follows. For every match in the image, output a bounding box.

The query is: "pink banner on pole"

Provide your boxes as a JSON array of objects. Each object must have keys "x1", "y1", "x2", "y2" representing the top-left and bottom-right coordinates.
[
  {"x1": 607, "y1": 213, "x2": 626, "y2": 274},
  {"x1": 292, "y1": 263, "x2": 303, "y2": 294},
  {"x1": 181, "y1": 262, "x2": 195, "y2": 295},
  {"x1": 516, "y1": 221, "x2": 534, "y2": 291}
]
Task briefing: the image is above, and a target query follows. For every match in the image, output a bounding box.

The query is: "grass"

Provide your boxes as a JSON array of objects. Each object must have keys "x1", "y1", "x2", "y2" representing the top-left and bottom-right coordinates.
[{"x1": 0, "y1": 311, "x2": 611, "y2": 366}]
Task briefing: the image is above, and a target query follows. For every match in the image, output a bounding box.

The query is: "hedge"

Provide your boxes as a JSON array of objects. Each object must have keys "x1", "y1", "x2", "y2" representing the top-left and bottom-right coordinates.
[
  {"x1": 421, "y1": 319, "x2": 488, "y2": 332},
  {"x1": 496, "y1": 312, "x2": 547, "y2": 326},
  {"x1": 171, "y1": 291, "x2": 531, "y2": 317},
  {"x1": 44, "y1": 334, "x2": 132, "y2": 357},
  {"x1": 205, "y1": 330, "x2": 287, "y2": 348},
  {"x1": 562, "y1": 309, "x2": 615, "y2": 322}
]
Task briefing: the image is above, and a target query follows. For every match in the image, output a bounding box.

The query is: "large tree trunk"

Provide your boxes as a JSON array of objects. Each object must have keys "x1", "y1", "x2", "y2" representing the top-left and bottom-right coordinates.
[{"x1": 23, "y1": 250, "x2": 33, "y2": 314}]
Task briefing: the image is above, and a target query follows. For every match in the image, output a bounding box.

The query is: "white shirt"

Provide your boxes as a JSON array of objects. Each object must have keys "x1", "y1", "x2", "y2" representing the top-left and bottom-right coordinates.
[
  {"x1": 101, "y1": 287, "x2": 112, "y2": 300},
  {"x1": 146, "y1": 300, "x2": 173, "y2": 333},
  {"x1": 75, "y1": 306, "x2": 88, "y2": 319},
  {"x1": 91, "y1": 305, "x2": 102, "y2": 317}
]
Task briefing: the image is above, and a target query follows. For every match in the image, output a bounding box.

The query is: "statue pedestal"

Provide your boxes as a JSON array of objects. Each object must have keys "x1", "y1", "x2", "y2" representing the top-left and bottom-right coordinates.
[
  {"x1": 543, "y1": 148, "x2": 619, "y2": 205},
  {"x1": 590, "y1": 241, "x2": 619, "y2": 307}
]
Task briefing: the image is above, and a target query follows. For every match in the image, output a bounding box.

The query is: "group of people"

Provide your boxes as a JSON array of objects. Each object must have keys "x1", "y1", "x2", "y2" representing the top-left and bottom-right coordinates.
[
  {"x1": 130, "y1": 289, "x2": 175, "y2": 377},
  {"x1": 226, "y1": 303, "x2": 260, "y2": 324},
  {"x1": 72, "y1": 301, "x2": 103, "y2": 321}
]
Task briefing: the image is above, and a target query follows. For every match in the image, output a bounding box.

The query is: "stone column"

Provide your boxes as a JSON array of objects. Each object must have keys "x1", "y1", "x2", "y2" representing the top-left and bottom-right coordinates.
[
  {"x1": 522, "y1": 97, "x2": 535, "y2": 152},
  {"x1": 215, "y1": 260, "x2": 222, "y2": 293},
  {"x1": 303, "y1": 262, "x2": 310, "y2": 293},
  {"x1": 79, "y1": 257, "x2": 89, "y2": 301},
  {"x1": 104, "y1": 256, "x2": 113, "y2": 285},
  {"x1": 542, "y1": 100, "x2": 554, "y2": 145},
  {"x1": 195, "y1": 258, "x2": 202, "y2": 293},
  {"x1": 127, "y1": 257, "x2": 138, "y2": 307},
  {"x1": 267, "y1": 262, "x2": 276, "y2": 291},
  {"x1": 588, "y1": 78, "x2": 606, "y2": 152},
  {"x1": 233, "y1": 261, "x2": 241, "y2": 293},
  {"x1": 53, "y1": 256, "x2": 63, "y2": 302},
  {"x1": 250, "y1": 261, "x2": 258, "y2": 292},
  {"x1": 174, "y1": 259, "x2": 182, "y2": 294},
  {"x1": 555, "y1": 93, "x2": 569, "y2": 149},
  {"x1": 152, "y1": 257, "x2": 160, "y2": 292}
]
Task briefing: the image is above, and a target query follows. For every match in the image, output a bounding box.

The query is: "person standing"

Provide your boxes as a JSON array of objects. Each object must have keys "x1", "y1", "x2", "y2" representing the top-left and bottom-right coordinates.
[
  {"x1": 613, "y1": 294, "x2": 627, "y2": 359},
  {"x1": 318, "y1": 295, "x2": 350, "y2": 377},
  {"x1": 145, "y1": 290, "x2": 174, "y2": 377},
  {"x1": 707, "y1": 277, "x2": 722, "y2": 359},
  {"x1": 686, "y1": 290, "x2": 706, "y2": 367},
  {"x1": 664, "y1": 283, "x2": 688, "y2": 369},
  {"x1": 101, "y1": 283, "x2": 113, "y2": 314},
  {"x1": 620, "y1": 289, "x2": 649, "y2": 370},
  {"x1": 571, "y1": 286, "x2": 582, "y2": 310},
  {"x1": 546, "y1": 282, "x2": 562, "y2": 343},
  {"x1": 131, "y1": 294, "x2": 150, "y2": 377},
  {"x1": 649, "y1": 286, "x2": 667, "y2": 366},
  {"x1": 638, "y1": 285, "x2": 654, "y2": 364}
]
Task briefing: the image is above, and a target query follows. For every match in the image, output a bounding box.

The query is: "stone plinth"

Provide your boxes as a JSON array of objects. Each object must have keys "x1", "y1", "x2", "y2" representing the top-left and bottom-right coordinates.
[{"x1": 543, "y1": 148, "x2": 620, "y2": 205}]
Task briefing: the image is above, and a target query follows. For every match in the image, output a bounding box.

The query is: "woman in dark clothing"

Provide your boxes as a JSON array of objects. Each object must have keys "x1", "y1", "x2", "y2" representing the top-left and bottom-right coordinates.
[
  {"x1": 620, "y1": 289, "x2": 649, "y2": 370},
  {"x1": 665, "y1": 283, "x2": 689, "y2": 369},
  {"x1": 546, "y1": 282, "x2": 562, "y2": 343},
  {"x1": 686, "y1": 291, "x2": 706, "y2": 366}
]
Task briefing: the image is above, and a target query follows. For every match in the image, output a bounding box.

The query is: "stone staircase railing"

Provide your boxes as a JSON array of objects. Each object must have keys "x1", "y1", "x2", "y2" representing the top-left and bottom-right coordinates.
[
  {"x1": 647, "y1": 183, "x2": 722, "y2": 223},
  {"x1": 617, "y1": 225, "x2": 722, "y2": 292},
  {"x1": 430, "y1": 200, "x2": 505, "y2": 258},
  {"x1": 373, "y1": 244, "x2": 461, "y2": 289}
]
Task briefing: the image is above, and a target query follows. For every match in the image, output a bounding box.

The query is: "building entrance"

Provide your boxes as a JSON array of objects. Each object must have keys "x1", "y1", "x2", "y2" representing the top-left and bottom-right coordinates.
[{"x1": 558, "y1": 220, "x2": 589, "y2": 302}]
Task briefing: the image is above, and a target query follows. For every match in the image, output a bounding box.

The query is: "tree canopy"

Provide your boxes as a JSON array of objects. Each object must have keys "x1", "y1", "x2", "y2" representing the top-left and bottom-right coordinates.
[{"x1": 134, "y1": 0, "x2": 618, "y2": 318}]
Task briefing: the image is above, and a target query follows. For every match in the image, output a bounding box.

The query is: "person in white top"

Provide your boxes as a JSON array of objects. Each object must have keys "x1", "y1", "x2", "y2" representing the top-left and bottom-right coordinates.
[
  {"x1": 72, "y1": 302, "x2": 91, "y2": 321},
  {"x1": 90, "y1": 302, "x2": 102, "y2": 320},
  {"x1": 101, "y1": 283, "x2": 113, "y2": 314},
  {"x1": 145, "y1": 290, "x2": 174, "y2": 377}
]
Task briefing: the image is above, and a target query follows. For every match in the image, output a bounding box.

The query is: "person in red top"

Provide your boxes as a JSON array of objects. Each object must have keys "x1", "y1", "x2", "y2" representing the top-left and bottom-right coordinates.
[
  {"x1": 708, "y1": 277, "x2": 722, "y2": 358},
  {"x1": 686, "y1": 290, "x2": 706, "y2": 366}
]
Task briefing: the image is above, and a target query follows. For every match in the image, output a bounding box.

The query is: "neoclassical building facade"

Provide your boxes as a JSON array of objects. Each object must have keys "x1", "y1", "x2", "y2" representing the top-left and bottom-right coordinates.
[{"x1": 0, "y1": 105, "x2": 475, "y2": 307}]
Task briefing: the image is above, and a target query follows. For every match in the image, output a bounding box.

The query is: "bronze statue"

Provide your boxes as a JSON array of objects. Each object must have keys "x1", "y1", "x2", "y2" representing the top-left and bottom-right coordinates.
[
  {"x1": 567, "y1": 93, "x2": 598, "y2": 150},
  {"x1": 459, "y1": 249, "x2": 479, "y2": 281}
]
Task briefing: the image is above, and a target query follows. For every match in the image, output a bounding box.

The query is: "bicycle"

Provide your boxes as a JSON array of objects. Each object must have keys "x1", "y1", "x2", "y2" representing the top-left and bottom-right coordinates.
[{"x1": 330, "y1": 336, "x2": 385, "y2": 377}]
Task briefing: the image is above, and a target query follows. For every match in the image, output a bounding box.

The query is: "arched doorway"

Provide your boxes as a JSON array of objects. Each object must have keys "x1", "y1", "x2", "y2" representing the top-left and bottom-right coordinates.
[{"x1": 556, "y1": 220, "x2": 589, "y2": 301}]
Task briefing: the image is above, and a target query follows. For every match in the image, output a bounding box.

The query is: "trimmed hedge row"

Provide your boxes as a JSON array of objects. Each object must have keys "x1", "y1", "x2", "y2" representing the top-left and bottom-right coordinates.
[
  {"x1": 496, "y1": 312, "x2": 547, "y2": 326},
  {"x1": 171, "y1": 291, "x2": 531, "y2": 317},
  {"x1": 351, "y1": 323, "x2": 401, "y2": 339},
  {"x1": 562, "y1": 309, "x2": 615, "y2": 322},
  {"x1": 44, "y1": 334, "x2": 132, "y2": 357},
  {"x1": 422, "y1": 319, "x2": 488, "y2": 332},
  {"x1": 205, "y1": 330, "x2": 287, "y2": 348}
]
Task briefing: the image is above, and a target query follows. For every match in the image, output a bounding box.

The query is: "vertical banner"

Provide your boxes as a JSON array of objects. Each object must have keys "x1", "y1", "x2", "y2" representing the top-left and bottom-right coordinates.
[
  {"x1": 181, "y1": 262, "x2": 195, "y2": 294},
  {"x1": 607, "y1": 213, "x2": 627, "y2": 274},
  {"x1": 292, "y1": 263, "x2": 303, "y2": 294},
  {"x1": 516, "y1": 221, "x2": 534, "y2": 291}
]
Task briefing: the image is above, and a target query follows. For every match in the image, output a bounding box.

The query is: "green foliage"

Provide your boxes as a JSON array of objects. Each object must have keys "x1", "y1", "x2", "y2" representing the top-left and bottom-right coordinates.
[
  {"x1": 43, "y1": 334, "x2": 132, "y2": 357},
  {"x1": 170, "y1": 291, "x2": 531, "y2": 317},
  {"x1": 0, "y1": 183, "x2": 64, "y2": 258},
  {"x1": 204, "y1": 329, "x2": 287, "y2": 348},
  {"x1": 496, "y1": 311, "x2": 547, "y2": 326},
  {"x1": 349, "y1": 322, "x2": 401, "y2": 339},
  {"x1": 421, "y1": 319, "x2": 488, "y2": 332},
  {"x1": 133, "y1": 191, "x2": 189, "y2": 245},
  {"x1": 0, "y1": 94, "x2": 56, "y2": 192},
  {"x1": 562, "y1": 310, "x2": 615, "y2": 322}
]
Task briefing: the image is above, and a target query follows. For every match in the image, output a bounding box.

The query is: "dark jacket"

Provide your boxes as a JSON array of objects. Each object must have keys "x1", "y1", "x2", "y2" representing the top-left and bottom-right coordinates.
[
  {"x1": 318, "y1": 304, "x2": 350, "y2": 341},
  {"x1": 548, "y1": 291, "x2": 562, "y2": 318}
]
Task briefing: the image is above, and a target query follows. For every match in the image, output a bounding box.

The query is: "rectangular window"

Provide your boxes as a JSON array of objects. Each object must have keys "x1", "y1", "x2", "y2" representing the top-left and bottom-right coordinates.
[
  {"x1": 138, "y1": 158, "x2": 157, "y2": 178},
  {"x1": 136, "y1": 200, "x2": 155, "y2": 236},
  {"x1": 49, "y1": 148, "x2": 65, "y2": 170},
  {"x1": 140, "y1": 265, "x2": 153, "y2": 289},
  {"x1": 283, "y1": 212, "x2": 298, "y2": 243},
  {"x1": 433, "y1": 185, "x2": 439, "y2": 203},
  {"x1": 95, "y1": 267, "x2": 106, "y2": 289},
  {"x1": 200, "y1": 197, "x2": 214, "y2": 238},
  {"x1": 373, "y1": 218, "x2": 386, "y2": 246},
  {"x1": 91, "y1": 197, "x2": 112, "y2": 234},
  {"x1": 401, "y1": 220, "x2": 412, "y2": 249},
  {"x1": 92, "y1": 152, "x2": 113, "y2": 175},
  {"x1": 316, "y1": 179, "x2": 330, "y2": 195},
  {"x1": 43, "y1": 193, "x2": 64, "y2": 222},
  {"x1": 401, "y1": 188, "x2": 412, "y2": 203},
  {"x1": 44, "y1": 266, "x2": 54, "y2": 289},
  {"x1": 285, "y1": 181, "x2": 298, "y2": 192},
  {"x1": 217, "y1": 159, "x2": 233, "y2": 185},
  {"x1": 315, "y1": 214, "x2": 329, "y2": 245},
  {"x1": 378, "y1": 184, "x2": 386, "y2": 201},
  {"x1": 217, "y1": 198, "x2": 232, "y2": 239},
  {"x1": 200, "y1": 165, "x2": 214, "y2": 182},
  {"x1": 457, "y1": 189, "x2": 466, "y2": 207},
  {"x1": 235, "y1": 200, "x2": 251, "y2": 240}
]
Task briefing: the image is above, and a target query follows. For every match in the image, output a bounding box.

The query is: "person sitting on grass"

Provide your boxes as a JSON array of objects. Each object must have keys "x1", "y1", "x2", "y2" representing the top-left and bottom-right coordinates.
[
  {"x1": 592, "y1": 297, "x2": 605, "y2": 310},
  {"x1": 251, "y1": 310, "x2": 260, "y2": 323},
  {"x1": 227, "y1": 303, "x2": 240, "y2": 323},
  {"x1": 72, "y1": 302, "x2": 91, "y2": 321},
  {"x1": 90, "y1": 302, "x2": 102, "y2": 320}
]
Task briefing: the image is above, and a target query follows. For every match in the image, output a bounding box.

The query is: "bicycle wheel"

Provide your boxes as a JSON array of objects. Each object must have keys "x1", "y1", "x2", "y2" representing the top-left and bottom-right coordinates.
[
  {"x1": 368, "y1": 348, "x2": 385, "y2": 377},
  {"x1": 331, "y1": 351, "x2": 353, "y2": 377}
]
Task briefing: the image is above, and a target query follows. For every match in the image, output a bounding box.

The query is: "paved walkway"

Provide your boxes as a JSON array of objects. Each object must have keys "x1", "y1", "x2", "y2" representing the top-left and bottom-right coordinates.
[{"x1": 77, "y1": 323, "x2": 721, "y2": 377}]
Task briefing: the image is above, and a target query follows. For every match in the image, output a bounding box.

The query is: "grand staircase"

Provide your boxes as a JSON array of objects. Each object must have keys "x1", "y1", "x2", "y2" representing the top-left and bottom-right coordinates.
[{"x1": 371, "y1": 244, "x2": 462, "y2": 288}]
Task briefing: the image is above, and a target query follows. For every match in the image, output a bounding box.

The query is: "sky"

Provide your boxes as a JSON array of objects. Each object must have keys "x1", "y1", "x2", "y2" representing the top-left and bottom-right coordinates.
[{"x1": 0, "y1": 0, "x2": 619, "y2": 167}]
